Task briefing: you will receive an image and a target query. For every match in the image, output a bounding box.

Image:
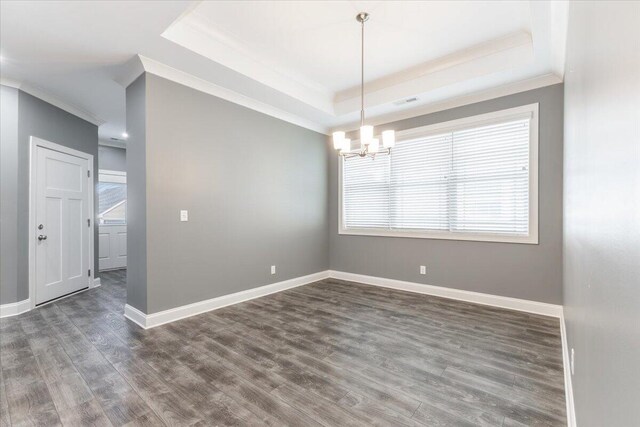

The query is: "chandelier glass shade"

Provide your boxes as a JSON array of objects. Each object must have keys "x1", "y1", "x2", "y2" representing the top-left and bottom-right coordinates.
[{"x1": 333, "y1": 12, "x2": 395, "y2": 159}]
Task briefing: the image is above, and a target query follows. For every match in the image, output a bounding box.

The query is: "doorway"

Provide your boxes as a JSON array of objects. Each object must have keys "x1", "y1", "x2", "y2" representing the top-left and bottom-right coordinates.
[
  {"x1": 97, "y1": 169, "x2": 127, "y2": 270},
  {"x1": 29, "y1": 137, "x2": 95, "y2": 306}
]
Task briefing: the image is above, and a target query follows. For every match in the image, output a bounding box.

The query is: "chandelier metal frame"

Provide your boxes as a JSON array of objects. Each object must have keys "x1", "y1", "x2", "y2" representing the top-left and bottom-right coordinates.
[{"x1": 333, "y1": 12, "x2": 395, "y2": 159}]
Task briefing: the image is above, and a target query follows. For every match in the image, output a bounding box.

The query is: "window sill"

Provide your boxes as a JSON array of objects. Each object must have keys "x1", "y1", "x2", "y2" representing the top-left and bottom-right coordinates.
[{"x1": 338, "y1": 227, "x2": 538, "y2": 244}]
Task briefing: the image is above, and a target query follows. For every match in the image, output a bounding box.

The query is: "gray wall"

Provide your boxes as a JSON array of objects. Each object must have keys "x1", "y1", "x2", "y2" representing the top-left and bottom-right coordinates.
[
  {"x1": 98, "y1": 145, "x2": 126, "y2": 172},
  {"x1": 563, "y1": 2, "x2": 640, "y2": 425},
  {"x1": 0, "y1": 86, "x2": 99, "y2": 304},
  {"x1": 1, "y1": 85, "x2": 20, "y2": 304},
  {"x1": 126, "y1": 75, "x2": 148, "y2": 312},
  {"x1": 329, "y1": 84, "x2": 564, "y2": 304},
  {"x1": 127, "y1": 73, "x2": 329, "y2": 314}
]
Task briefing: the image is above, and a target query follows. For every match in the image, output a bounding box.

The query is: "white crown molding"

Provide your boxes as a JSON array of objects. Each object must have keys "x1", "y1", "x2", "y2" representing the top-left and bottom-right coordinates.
[
  {"x1": 328, "y1": 270, "x2": 563, "y2": 318},
  {"x1": 331, "y1": 73, "x2": 563, "y2": 133},
  {"x1": 138, "y1": 55, "x2": 329, "y2": 135},
  {"x1": 113, "y1": 55, "x2": 145, "y2": 88},
  {"x1": 161, "y1": 10, "x2": 335, "y2": 115},
  {"x1": 0, "y1": 77, "x2": 22, "y2": 89},
  {"x1": 334, "y1": 31, "x2": 534, "y2": 114},
  {"x1": 560, "y1": 312, "x2": 577, "y2": 427},
  {"x1": 124, "y1": 270, "x2": 331, "y2": 329},
  {"x1": 1, "y1": 77, "x2": 105, "y2": 126},
  {"x1": 0, "y1": 299, "x2": 31, "y2": 318}
]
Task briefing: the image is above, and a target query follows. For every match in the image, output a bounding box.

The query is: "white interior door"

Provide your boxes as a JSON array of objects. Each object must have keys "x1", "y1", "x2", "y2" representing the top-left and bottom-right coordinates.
[
  {"x1": 97, "y1": 169, "x2": 127, "y2": 271},
  {"x1": 99, "y1": 225, "x2": 127, "y2": 270},
  {"x1": 35, "y1": 146, "x2": 91, "y2": 305}
]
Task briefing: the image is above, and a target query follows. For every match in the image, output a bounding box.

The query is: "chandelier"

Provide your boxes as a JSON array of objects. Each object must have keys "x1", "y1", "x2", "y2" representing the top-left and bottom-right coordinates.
[{"x1": 333, "y1": 12, "x2": 395, "y2": 159}]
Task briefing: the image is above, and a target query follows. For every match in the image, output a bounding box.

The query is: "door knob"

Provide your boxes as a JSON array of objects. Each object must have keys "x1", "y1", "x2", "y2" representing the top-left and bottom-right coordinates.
[{"x1": 38, "y1": 235, "x2": 47, "y2": 241}]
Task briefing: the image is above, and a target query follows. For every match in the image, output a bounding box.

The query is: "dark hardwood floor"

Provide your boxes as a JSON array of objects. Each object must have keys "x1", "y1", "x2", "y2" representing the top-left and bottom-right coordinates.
[{"x1": 1, "y1": 269, "x2": 566, "y2": 426}]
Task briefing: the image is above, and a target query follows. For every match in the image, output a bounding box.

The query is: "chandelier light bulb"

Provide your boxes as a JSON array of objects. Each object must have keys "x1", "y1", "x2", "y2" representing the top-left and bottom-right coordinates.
[
  {"x1": 369, "y1": 138, "x2": 380, "y2": 153},
  {"x1": 382, "y1": 130, "x2": 395, "y2": 148},
  {"x1": 360, "y1": 125, "x2": 374, "y2": 145},
  {"x1": 332, "y1": 131, "x2": 345, "y2": 150}
]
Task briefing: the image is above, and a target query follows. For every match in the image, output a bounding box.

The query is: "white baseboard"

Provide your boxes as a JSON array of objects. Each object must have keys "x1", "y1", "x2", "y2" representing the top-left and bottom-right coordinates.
[
  {"x1": 560, "y1": 312, "x2": 577, "y2": 427},
  {"x1": 92, "y1": 278, "x2": 101, "y2": 288},
  {"x1": 328, "y1": 270, "x2": 563, "y2": 318},
  {"x1": 124, "y1": 304, "x2": 147, "y2": 328},
  {"x1": 0, "y1": 299, "x2": 31, "y2": 318},
  {"x1": 124, "y1": 270, "x2": 331, "y2": 329}
]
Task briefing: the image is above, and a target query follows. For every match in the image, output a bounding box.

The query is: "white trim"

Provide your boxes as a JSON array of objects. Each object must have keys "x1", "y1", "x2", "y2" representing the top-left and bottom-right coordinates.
[
  {"x1": 137, "y1": 55, "x2": 329, "y2": 135},
  {"x1": 328, "y1": 270, "x2": 563, "y2": 318},
  {"x1": 560, "y1": 312, "x2": 577, "y2": 427},
  {"x1": 338, "y1": 103, "x2": 539, "y2": 245},
  {"x1": 1, "y1": 78, "x2": 104, "y2": 126},
  {"x1": 124, "y1": 270, "x2": 331, "y2": 329},
  {"x1": 0, "y1": 299, "x2": 31, "y2": 318},
  {"x1": 92, "y1": 278, "x2": 102, "y2": 288},
  {"x1": 161, "y1": 13, "x2": 335, "y2": 115},
  {"x1": 29, "y1": 137, "x2": 95, "y2": 309},
  {"x1": 331, "y1": 73, "x2": 562, "y2": 133},
  {"x1": 123, "y1": 305, "x2": 148, "y2": 329}
]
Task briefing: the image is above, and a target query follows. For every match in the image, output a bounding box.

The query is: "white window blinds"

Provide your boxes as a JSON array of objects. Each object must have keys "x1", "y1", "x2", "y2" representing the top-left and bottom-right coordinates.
[{"x1": 341, "y1": 108, "x2": 535, "y2": 242}]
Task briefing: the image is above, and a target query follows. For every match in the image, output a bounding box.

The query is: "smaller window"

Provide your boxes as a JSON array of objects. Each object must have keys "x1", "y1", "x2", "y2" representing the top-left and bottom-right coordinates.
[{"x1": 98, "y1": 170, "x2": 127, "y2": 225}]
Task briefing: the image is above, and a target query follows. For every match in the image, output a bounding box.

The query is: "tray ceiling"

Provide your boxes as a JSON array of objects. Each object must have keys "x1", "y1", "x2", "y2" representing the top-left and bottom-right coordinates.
[{"x1": 0, "y1": 1, "x2": 568, "y2": 138}]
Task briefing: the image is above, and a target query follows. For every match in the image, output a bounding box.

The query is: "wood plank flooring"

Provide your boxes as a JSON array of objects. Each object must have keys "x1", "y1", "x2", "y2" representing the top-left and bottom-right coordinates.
[{"x1": 1, "y1": 269, "x2": 566, "y2": 426}]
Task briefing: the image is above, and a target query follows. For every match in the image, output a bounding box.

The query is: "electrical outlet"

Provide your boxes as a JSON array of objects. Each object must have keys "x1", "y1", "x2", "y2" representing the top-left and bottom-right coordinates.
[
  {"x1": 571, "y1": 348, "x2": 575, "y2": 375},
  {"x1": 420, "y1": 265, "x2": 426, "y2": 275},
  {"x1": 180, "y1": 210, "x2": 188, "y2": 222},
  {"x1": 271, "y1": 265, "x2": 276, "y2": 275}
]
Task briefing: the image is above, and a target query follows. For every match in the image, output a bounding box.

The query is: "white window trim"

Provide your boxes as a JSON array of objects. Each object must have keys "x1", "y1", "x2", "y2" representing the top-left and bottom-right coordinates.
[{"x1": 338, "y1": 103, "x2": 539, "y2": 244}]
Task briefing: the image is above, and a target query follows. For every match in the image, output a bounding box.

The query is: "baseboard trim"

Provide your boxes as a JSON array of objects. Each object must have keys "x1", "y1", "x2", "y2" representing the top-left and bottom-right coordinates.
[
  {"x1": 0, "y1": 299, "x2": 31, "y2": 318},
  {"x1": 328, "y1": 270, "x2": 563, "y2": 318},
  {"x1": 124, "y1": 270, "x2": 331, "y2": 329},
  {"x1": 560, "y1": 312, "x2": 577, "y2": 426},
  {"x1": 123, "y1": 304, "x2": 147, "y2": 329},
  {"x1": 92, "y1": 278, "x2": 101, "y2": 288}
]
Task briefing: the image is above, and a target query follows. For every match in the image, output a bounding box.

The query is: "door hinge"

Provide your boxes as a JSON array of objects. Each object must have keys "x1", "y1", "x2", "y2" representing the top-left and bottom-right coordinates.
[
  {"x1": 87, "y1": 218, "x2": 91, "y2": 227},
  {"x1": 88, "y1": 269, "x2": 91, "y2": 277},
  {"x1": 87, "y1": 170, "x2": 91, "y2": 178}
]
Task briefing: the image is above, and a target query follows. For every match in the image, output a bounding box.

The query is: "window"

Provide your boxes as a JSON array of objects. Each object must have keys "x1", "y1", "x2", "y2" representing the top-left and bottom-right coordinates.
[
  {"x1": 340, "y1": 104, "x2": 538, "y2": 244},
  {"x1": 98, "y1": 170, "x2": 127, "y2": 225}
]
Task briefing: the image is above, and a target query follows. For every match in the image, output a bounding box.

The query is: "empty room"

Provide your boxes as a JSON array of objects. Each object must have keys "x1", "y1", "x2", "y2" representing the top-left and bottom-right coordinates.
[{"x1": 0, "y1": 1, "x2": 638, "y2": 426}]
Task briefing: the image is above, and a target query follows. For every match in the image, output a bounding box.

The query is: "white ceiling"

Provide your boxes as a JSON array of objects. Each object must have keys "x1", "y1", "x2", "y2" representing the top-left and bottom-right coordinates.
[{"x1": 0, "y1": 1, "x2": 568, "y2": 140}]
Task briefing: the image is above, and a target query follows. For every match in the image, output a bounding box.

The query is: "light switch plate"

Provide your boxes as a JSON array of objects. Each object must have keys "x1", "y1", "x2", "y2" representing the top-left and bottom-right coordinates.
[
  {"x1": 180, "y1": 210, "x2": 188, "y2": 222},
  {"x1": 420, "y1": 265, "x2": 426, "y2": 275},
  {"x1": 271, "y1": 265, "x2": 276, "y2": 275}
]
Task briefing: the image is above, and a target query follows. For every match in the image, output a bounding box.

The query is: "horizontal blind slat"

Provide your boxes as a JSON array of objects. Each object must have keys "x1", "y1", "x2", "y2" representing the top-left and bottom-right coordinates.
[{"x1": 342, "y1": 117, "x2": 530, "y2": 237}]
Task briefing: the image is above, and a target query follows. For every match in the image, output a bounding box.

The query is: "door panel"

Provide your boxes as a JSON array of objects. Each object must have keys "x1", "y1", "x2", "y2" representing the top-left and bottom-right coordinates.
[
  {"x1": 98, "y1": 225, "x2": 127, "y2": 270},
  {"x1": 35, "y1": 146, "x2": 90, "y2": 305},
  {"x1": 67, "y1": 198, "x2": 84, "y2": 278}
]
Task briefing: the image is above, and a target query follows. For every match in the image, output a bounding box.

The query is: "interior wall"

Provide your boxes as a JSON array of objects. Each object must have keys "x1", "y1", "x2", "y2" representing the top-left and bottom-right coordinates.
[
  {"x1": 125, "y1": 75, "x2": 148, "y2": 313},
  {"x1": 98, "y1": 145, "x2": 126, "y2": 172},
  {"x1": 329, "y1": 84, "x2": 564, "y2": 304},
  {"x1": 0, "y1": 86, "x2": 99, "y2": 305},
  {"x1": 0, "y1": 85, "x2": 20, "y2": 305},
  {"x1": 127, "y1": 73, "x2": 329, "y2": 314},
  {"x1": 563, "y1": 2, "x2": 640, "y2": 425}
]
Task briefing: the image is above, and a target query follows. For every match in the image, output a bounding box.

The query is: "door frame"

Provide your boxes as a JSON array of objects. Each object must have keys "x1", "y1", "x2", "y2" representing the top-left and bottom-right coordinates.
[{"x1": 28, "y1": 136, "x2": 95, "y2": 309}]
